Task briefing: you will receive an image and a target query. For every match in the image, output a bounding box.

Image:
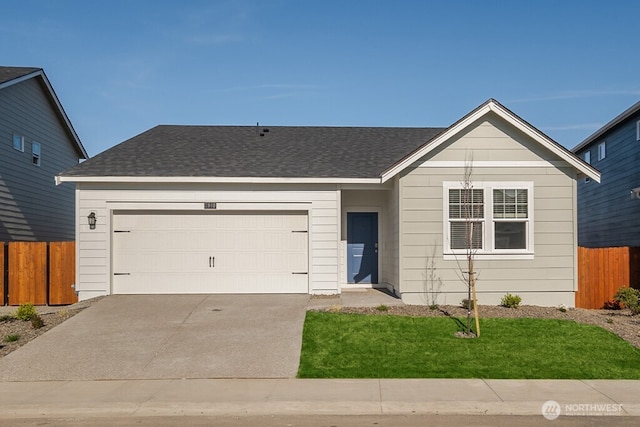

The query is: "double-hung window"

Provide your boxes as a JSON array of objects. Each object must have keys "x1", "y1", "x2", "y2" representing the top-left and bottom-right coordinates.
[
  {"x1": 32, "y1": 142, "x2": 41, "y2": 166},
  {"x1": 13, "y1": 133, "x2": 24, "y2": 152},
  {"x1": 448, "y1": 188, "x2": 484, "y2": 250},
  {"x1": 444, "y1": 182, "x2": 534, "y2": 258},
  {"x1": 598, "y1": 142, "x2": 606, "y2": 160}
]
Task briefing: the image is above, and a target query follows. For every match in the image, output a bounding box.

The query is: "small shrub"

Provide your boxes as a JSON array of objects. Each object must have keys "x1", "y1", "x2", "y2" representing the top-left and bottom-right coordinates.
[
  {"x1": 376, "y1": 304, "x2": 389, "y2": 312},
  {"x1": 328, "y1": 305, "x2": 343, "y2": 313},
  {"x1": 501, "y1": 293, "x2": 522, "y2": 309},
  {"x1": 31, "y1": 314, "x2": 45, "y2": 329},
  {"x1": 603, "y1": 300, "x2": 621, "y2": 310},
  {"x1": 429, "y1": 304, "x2": 438, "y2": 311},
  {"x1": 4, "y1": 334, "x2": 19, "y2": 343},
  {"x1": 613, "y1": 287, "x2": 640, "y2": 315},
  {"x1": 606, "y1": 318, "x2": 614, "y2": 324},
  {"x1": 15, "y1": 303, "x2": 37, "y2": 321},
  {"x1": 0, "y1": 314, "x2": 14, "y2": 322},
  {"x1": 461, "y1": 299, "x2": 475, "y2": 310}
]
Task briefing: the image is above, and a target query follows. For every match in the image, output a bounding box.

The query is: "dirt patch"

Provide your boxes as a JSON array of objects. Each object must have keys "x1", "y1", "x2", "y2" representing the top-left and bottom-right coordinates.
[
  {"x1": 315, "y1": 304, "x2": 640, "y2": 349},
  {"x1": 0, "y1": 298, "x2": 102, "y2": 358}
]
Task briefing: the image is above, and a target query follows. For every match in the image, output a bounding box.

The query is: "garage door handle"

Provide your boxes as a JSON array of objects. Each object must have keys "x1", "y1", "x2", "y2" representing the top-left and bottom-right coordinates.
[
  {"x1": 209, "y1": 256, "x2": 215, "y2": 268},
  {"x1": 292, "y1": 272, "x2": 308, "y2": 275}
]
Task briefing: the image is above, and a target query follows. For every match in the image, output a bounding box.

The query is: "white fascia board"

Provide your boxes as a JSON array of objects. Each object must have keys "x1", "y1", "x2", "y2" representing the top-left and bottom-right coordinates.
[
  {"x1": 380, "y1": 103, "x2": 492, "y2": 182},
  {"x1": 56, "y1": 175, "x2": 383, "y2": 185},
  {"x1": 380, "y1": 101, "x2": 601, "y2": 183}
]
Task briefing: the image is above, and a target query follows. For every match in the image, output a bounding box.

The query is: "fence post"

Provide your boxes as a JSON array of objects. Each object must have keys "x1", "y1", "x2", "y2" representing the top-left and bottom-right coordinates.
[{"x1": 0, "y1": 242, "x2": 4, "y2": 305}]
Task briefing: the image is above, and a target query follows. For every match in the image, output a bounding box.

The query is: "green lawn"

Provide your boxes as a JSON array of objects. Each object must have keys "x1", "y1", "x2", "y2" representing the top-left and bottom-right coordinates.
[{"x1": 297, "y1": 311, "x2": 640, "y2": 379}]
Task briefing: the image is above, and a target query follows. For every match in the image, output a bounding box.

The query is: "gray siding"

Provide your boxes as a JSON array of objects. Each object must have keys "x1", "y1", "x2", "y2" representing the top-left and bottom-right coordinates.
[
  {"x1": 399, "y1": 116, "x2": 578, "y2": 307},
  {"x1": 0, "y1": 77, "x2": 80, "y2": 241},
  {"x1": 575, "y1": 112, "x2": 640, "y2": 247}
]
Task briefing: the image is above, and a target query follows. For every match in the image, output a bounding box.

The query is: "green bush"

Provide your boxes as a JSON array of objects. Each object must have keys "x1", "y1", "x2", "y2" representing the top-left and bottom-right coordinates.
[
  {"x1": 501, "y1": 293, "x2": 522, "y2": 309},
  {"x1": 31, "y1": 314, "x2": 45, "y2": 329},
  {"x1": 4, "y1": 334, "x2": 19, "y2": 342},
  {"x1": 613, "y1": 287, "x2": 640, "y2": 315},
  {"x1": 376, "y1": 304, "x2": 389, "y2": 312},
  {"x1": 461, "y1": 299, "x2": 475, "y2": 310},
  {"x1": 15, "y1": 303, "x2": 37, "y2": 321}
]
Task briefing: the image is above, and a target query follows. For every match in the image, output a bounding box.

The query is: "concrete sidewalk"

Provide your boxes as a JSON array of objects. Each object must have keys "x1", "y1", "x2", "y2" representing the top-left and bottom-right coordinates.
[{"x1": 0, "y1": 378, "x2": 638, "y2": 419}]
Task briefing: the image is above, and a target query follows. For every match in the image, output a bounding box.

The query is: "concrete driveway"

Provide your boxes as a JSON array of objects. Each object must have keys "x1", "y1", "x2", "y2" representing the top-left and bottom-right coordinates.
[{"x1": 0, "y1": 294, "x2": 309, "y2": 381}]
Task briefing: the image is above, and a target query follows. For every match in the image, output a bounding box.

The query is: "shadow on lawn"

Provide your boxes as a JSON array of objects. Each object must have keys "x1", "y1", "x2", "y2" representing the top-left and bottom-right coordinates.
[{"x1": 439, "y1": 308, "x2": 473, "y2": 334}]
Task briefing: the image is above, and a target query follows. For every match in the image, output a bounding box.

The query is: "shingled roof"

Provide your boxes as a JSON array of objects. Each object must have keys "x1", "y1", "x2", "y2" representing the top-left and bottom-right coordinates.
[
  {"x1": 0, "y1": 66, "x2": 40, "y2": 85},
  {"x1": 60, "y1": 125, "x2": 445, "y2": 179}
]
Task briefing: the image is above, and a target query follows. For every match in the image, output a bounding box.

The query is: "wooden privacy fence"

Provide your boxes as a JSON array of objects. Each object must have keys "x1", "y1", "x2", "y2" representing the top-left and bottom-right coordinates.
[
  {"x1": 0, "y1": 241, "x2": 77, "y2": 306},
  {"x1": 576, "y1": 246, "x2": 640, "y2": 309}
]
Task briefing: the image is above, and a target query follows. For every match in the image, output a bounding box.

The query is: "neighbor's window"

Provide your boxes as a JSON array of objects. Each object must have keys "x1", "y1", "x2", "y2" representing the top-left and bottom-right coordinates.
[
  {"x1": 32, "y1": 142, "x2": 41, "y2": 166},
  {"x1": 584, "y1": 150, "x2": 591, "y2": 164},
  {"x1": 598, "y1": 142, "x2": 606, "y2": 160},
  {"x1": 637, "y1": 120, "x2": 640, "y2": 141},
  {"x1": 12, "y1": 133, "x2": 24, "y2": 152},
  {"x1": 445, "y1": 182, "x2": 533, "y2": 256}
]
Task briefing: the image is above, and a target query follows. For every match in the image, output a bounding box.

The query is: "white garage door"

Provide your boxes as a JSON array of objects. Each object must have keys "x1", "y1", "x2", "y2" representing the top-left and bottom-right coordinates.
[{"x1": 112, "y1": 210, "x2": 308, "y2": 294}]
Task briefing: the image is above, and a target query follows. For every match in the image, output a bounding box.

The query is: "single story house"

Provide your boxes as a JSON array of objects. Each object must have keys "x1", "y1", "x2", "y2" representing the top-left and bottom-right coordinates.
[{"x1": 57, "y1": 99, "x2": 599, "y2": 307}]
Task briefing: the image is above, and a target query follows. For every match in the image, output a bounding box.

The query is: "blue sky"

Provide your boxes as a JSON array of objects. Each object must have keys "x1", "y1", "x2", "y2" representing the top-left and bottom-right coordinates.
[{"x1": 3, "y1": 1, "x2": 639, "y2": 156}]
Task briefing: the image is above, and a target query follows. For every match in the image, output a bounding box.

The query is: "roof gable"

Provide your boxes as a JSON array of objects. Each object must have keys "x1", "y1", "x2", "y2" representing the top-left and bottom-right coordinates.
[
  {"x1": 572, "y1": 100, "x2": 640, "y2": 153},
  {"x1": 381, "y1": 99, "x2": 601, "y2": 183},
  {"x1": 0, "y1": 66, "x2": 88, "y2": 159}
]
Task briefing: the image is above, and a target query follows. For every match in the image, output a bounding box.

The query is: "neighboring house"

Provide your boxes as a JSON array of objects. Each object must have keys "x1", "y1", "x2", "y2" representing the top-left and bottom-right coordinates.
[
  {"x1": 572, "y1": 100, "x2": 640, "y2": 248},
  {"x1": 0, "y1": 66, "x2": 88, "y2": 241},
  {"x1": 58, "y1": 99, "x2": 599, "y2": 306}
]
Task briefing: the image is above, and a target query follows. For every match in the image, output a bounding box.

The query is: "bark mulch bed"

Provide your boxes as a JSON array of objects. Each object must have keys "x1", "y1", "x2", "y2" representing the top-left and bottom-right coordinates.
[{"x1": 0, "y1": 298, "x2": 102, "y2": 358}]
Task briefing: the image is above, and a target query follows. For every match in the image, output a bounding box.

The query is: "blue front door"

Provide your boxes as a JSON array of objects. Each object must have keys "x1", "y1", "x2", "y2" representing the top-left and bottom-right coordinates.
[{"x1": 347, "y1": 212, "x2": 378, "y2": 284}]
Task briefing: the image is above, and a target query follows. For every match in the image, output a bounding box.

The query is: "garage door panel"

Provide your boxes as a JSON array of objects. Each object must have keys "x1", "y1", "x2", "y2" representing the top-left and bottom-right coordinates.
[{"x1": 112, "y1": 211, "x2": 309, "y2": 294}]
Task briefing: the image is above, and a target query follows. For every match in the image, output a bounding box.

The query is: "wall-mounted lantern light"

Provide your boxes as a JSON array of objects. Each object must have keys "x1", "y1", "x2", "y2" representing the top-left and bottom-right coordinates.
[{"x1": 87, "y1": 212, "x2": 97, "y2": 230}]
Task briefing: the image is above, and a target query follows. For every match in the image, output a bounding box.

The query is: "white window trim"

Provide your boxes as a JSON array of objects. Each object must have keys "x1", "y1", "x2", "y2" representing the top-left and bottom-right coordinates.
[
  {"x1": 32, "y1": 141, "x2": 41, "y2": 166},
  {"x1": 443, "y1": 181, "x2": 534, "y2": 260},
  {"x1": 13, "y1": 133, "x2": 24, "y2": 152},
  {"x1": 598, "y1": 141, "x2": 606, "y2": 161}
]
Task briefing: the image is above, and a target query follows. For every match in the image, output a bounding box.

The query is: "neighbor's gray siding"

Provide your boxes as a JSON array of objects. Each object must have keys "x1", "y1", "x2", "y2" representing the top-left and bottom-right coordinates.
[
  {"x1": 0, "y1": 77, "x2": 80, "y2": 241},
  {"x1": 398, "y1": 114, "x2": 578, "y2": 307},
  {"x1": 575, "y1": 113, "x2": 640, "y2": 247}
]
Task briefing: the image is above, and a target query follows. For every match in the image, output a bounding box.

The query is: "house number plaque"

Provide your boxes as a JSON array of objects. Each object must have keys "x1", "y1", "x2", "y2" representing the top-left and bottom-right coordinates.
[{"x1": 204, "y1": 202, "x2": 217, "y2": 209}]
